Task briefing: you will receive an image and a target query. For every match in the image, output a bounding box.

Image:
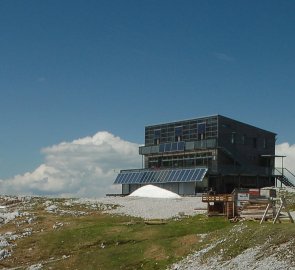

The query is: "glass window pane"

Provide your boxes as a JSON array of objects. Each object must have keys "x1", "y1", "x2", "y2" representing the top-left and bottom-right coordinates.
[
  {"x1": 154, "y1": 129, "x2": 161, "y2": 138},
  {"x1": 164, "y1": 143, "x2": 171, "y2": 152},
  {"x1": 198, "y1": 123, "x2": 206, "y2": 134},
  {"x1": 171, "y1": 142, "x2": 178, "y2": 151},
  {"x1": 151, "y1": 145, "x2": 159, "y2": 153},
  {"x1": 175, "y1": 126, "x2": 183, "y2": 136},
  {"x1": 178, "y1": 141, "x2": 185, "y2": 151},
  {"x1": 185, "y1": 142, "x2": 194, "y2": 150}
]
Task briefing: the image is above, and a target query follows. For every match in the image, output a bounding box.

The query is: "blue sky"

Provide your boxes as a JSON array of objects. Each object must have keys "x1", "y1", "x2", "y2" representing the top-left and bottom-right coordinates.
[{"x1": 1, "y1": 0, "x2": 295, "y2": 182}]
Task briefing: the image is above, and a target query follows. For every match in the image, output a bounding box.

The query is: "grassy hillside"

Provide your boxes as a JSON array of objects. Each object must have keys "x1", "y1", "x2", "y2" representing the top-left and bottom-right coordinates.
[{"x1": 0, "y1": 196, "x2": 294, "y2": 269}]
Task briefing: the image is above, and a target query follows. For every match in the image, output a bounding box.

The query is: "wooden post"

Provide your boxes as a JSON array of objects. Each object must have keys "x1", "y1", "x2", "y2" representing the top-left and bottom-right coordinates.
[
  {"x1": 273, "y1": 196, "x2": 294, "y2": 224},
  {"x1": 260, "y1": 202, "x2": 271, "y2": 224},
  {"x1": 281, "y1": 197, "x2": 294, "y2": 223}
]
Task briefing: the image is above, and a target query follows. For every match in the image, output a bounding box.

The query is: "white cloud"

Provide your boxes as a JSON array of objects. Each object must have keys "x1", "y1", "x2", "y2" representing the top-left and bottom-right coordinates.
[
  {"x1": 0, "y1": 131, "x2": 141, "y2": 198},
  {"x1": 275, "y1": 143, "x2": 295, "y2": 173}
]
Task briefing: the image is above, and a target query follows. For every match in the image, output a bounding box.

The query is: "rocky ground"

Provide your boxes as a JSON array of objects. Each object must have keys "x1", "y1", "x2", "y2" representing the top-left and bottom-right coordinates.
[{"x1": 168, "y1": 224, "x2": 295, "y2": 270}]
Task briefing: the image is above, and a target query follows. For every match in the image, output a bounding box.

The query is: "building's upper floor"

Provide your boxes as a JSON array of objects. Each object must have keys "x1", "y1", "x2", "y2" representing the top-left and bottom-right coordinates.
[{"x1": 139, "y1": 115, "x2": 276, "y2": 159}]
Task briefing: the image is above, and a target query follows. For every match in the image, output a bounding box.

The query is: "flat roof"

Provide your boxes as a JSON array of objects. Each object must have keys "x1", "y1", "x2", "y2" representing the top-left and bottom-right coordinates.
[
  {"x1": 145, "y1": 114, "x2": 276, "y2": 135},
  {"x1": 145, "y1": 114, "x2": 219, "y2": 128}
]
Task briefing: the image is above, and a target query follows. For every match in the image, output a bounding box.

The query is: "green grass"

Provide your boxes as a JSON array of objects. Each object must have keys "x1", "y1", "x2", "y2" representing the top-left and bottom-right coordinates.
[{"x1": 4, "y1": 213, "x2": 232, "y2": 270}]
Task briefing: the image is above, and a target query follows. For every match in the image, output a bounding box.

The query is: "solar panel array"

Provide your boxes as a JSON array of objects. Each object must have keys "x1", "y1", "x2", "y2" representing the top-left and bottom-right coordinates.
[
  {"x1": 114, "y1": 167, "x2": 207, "y2": 184},
  {"x1": 159, "y1": 141, "x2": 185, "y2": 153}
]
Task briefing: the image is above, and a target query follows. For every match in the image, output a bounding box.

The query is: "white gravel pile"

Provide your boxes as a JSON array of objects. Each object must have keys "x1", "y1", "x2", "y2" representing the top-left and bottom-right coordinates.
[{"x1": 129, "y1": 185, "x2": 181, "y2": 199}]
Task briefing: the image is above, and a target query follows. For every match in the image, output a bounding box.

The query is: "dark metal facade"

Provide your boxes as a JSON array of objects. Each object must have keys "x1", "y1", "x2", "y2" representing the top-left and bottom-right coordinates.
[{"x1": 137, "y1": 115, "x2": 276, "y2": 193}]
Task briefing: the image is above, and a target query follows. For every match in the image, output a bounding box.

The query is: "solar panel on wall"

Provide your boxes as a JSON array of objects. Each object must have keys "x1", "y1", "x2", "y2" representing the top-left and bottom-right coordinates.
[
  {"x1": 171, "y1": 142, "x2": 178, "y2": 151},
  {"x1": 178, "y1": 141, "x2": 185, "y2": 151}
]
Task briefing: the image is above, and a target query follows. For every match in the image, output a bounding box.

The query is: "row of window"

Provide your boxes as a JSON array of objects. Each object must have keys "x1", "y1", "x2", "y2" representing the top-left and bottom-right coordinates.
[
  {"x1": 153, "y1": 123, "x2": 207, "y2": 139},
  {"x1": 230, "y1": 133, "x2": 269, "y2": 149},
  {"x1": 153, "y1": 124, "x2": 207, "y2": 145},
  {"x1": 139, "y1": 139, "x2": 217, "y2": 155},
  {"x1": 145, "y1": 120, "x2": 219, "y2": 146}
]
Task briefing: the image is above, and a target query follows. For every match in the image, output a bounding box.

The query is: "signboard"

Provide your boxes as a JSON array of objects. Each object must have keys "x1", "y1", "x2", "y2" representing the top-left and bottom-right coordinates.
[
  {"x1": 237, "y1": 193, "x2": 249, "y2": 201},
  {"x1": 249, "y1": 189, "x2": 260, "y2": 196},
  {"x1": 237, "y1": 193, "x2": 249, "y2": 207}
]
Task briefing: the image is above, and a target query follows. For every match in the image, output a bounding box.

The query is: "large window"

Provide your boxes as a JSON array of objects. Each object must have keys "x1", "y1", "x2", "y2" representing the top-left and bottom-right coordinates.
[
  {"x1": 154, "y1": 129, "x2": 161, "y2": 145},
  {"x1": 263, "y1": 138, "x2": 267, "y2": 149},
  {"x1": 197, "y1": 123, "x2": 206, "y2": 140},
  {"x1": 242, "y1": 135, "x2": 246, "y2": 145},
  {"x1": 175, "y1": 126, "x2": 183, "y2": 142},
  {"x1": 231, "y1": 132, "x2": 236, "y2": 144},
  {"x1": 253, "y1": 138, "x2": 257, "y2": 148}
]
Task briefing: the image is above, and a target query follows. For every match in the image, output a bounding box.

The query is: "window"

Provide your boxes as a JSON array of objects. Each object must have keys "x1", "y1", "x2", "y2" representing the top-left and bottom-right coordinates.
[
  {"x1": 231, "y1": 132, "x2": 236, "y2": 144},
  {"x1": 159, "y1": 144, "x2": 165, "y2": 152},
  {"x1": 253, "y1": 138, "x2": 257, "y2": 148},
  {"x1": 197, "y1": 123, "x2": 206, "y2": 140},
  {"x1": 175, "y1": 126, "x2": 183, "y2": 142},
  {"x1": 164, "y1": 143, "x2": 171, "y2": 152},
  {"x1": 242, "y1": 135, "x2": 246, "y2": 145},
  {"x1": 154, "y1": 129, "x2": 161, "y2": 145},
  {"x1": 263, "y1": 138, "x2": 267, "y2": 149},
  {"x1": 171, "y1": 142, "x2": 178, "y2": 151},
  {"x1": 154, "y1": 129, "x2": 161, "y2": 138}
]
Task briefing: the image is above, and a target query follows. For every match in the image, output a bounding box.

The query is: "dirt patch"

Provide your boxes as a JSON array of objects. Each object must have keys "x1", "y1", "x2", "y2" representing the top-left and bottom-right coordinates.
[
  {"x1": 144, "y1": 244, "x2": 167, "y2": 260},
  {"x1": 172, "y1": 234, "x2": 200, "y2": 256},
  {"x1": 133, "y1": 227, "x2": 158, "y2": 240},
  {"x1": 104, "y1": 226, "x2": 128, "y2": 235}
]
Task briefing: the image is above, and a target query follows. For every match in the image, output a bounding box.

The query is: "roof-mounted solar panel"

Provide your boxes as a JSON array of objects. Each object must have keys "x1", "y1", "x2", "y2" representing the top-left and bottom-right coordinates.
[{"x1": 114, "y1": 167, "x2": 207, "y2": 184}]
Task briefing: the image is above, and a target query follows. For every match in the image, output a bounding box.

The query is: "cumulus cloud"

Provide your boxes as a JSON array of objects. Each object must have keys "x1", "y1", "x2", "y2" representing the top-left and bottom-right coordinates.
[
  {"x1": 275, "y1": 143, "x2": 295, "y2": 173},
  {"x1": 0, "y1": 132, "x2": 141, "y2": 198}
]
